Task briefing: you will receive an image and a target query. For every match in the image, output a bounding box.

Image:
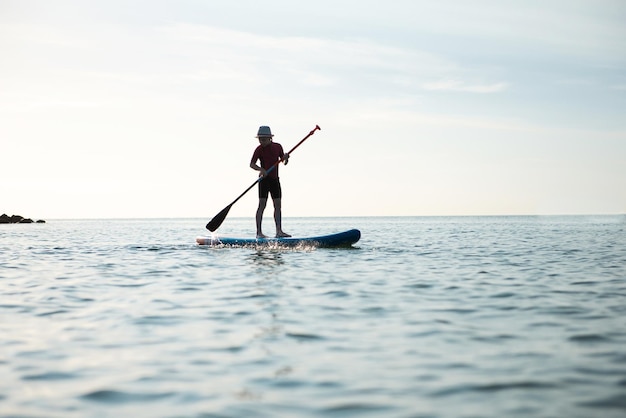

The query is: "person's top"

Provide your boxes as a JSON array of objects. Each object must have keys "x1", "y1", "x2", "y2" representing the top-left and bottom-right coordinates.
[{"x1": 251, "y1": 142, "x2": 284, "y2": 179}]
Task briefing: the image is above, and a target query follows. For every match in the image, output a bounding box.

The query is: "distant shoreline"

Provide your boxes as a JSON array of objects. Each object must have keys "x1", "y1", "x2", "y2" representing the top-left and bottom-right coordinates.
[{"x1": 0, "y1": 214, "x2": 46, "y2": 224}]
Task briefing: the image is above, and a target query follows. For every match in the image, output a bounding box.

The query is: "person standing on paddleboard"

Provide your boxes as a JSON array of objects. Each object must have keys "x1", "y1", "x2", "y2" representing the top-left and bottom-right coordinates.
[{"x1": 250, "y1": 126, "x2": 291, "y2": 239}]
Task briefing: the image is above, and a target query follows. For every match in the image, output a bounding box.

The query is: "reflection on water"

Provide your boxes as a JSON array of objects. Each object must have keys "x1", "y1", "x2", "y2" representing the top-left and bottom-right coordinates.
[{"x1": 248, "y1": 249, "x2": 285, "y2": 268}]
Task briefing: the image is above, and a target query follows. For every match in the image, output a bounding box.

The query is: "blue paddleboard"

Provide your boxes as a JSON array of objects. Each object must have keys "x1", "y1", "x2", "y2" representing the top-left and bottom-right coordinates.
[{"x1": 196, "y1": 229, "x2": 360, "y2": 248}]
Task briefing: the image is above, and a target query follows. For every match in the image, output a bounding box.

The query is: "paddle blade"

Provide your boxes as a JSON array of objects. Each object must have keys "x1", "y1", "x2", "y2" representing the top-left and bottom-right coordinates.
[{"x1": 206, "y1": 205, "x2": 232, "y2": 231}]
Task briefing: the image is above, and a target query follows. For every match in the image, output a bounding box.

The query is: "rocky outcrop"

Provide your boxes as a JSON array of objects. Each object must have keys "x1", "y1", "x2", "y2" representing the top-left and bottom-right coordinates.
[{"x1": 0, "y1": 214, "x2": 46, "y2": 224}]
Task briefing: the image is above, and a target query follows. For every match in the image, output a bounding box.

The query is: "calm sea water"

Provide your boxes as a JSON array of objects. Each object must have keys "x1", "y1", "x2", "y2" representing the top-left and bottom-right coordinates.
[{"x1": 1, "y1": 216, "x2": 625, "y2": 418}]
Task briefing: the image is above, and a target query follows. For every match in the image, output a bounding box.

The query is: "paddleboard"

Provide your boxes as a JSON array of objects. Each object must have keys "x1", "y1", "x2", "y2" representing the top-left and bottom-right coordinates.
[{"x1": 196, "y1": 229, "x2": 360, "y2": 248}]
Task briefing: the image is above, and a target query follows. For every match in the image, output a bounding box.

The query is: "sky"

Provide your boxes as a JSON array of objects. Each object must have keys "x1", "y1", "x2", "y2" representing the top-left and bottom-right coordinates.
[{"x1": 1, "y1": 0, "x2": 625, "y2": 220}]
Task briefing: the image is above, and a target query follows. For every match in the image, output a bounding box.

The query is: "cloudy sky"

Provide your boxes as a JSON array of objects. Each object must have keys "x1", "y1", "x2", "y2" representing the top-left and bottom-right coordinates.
[{"x1": 1, "y1": 0, "x2": 625, "y2": 219}]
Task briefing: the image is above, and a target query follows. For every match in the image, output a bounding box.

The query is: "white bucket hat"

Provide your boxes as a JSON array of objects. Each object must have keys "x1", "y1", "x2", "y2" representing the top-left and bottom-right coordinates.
[{"x1": 256, "y1": 126, "x2": 274, "y2": 138}]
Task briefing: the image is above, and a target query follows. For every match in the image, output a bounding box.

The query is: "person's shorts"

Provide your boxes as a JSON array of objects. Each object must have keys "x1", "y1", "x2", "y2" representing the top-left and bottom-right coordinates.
[{"x1": 258, "y1": 177, "x2": 282, "y2": 199}]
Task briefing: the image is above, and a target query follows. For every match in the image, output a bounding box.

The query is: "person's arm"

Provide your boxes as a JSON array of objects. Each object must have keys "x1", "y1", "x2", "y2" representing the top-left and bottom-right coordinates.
[
  {"x1": 250, "y1": 159, "x2": 267, "y2": 177},
  {"x1": 279, "y1": 144, "x2": 289, "y2": 165}
]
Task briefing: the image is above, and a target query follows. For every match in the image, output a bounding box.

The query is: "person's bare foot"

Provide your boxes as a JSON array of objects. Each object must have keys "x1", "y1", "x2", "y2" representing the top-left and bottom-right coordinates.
[
  {"x1": 276, "y1": 232, "x2": 291, "y2": 238},
  {"x1": 256, "y1": 233, "x2": 269, "y2": 239}
]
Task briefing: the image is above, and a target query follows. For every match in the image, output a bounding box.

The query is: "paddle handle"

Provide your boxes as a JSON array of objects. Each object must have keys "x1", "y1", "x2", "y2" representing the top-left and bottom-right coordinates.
[{"x1": 285, "y1": 125, "x2": 321, "y2": 157}]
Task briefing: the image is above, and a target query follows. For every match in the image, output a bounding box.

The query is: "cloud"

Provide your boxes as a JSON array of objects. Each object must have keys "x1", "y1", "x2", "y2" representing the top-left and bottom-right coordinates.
[
  {"x1": 156, "y1": 22, "x2": 472, "y2": 101},
  {"x1": 422, "y1": 79, "x2": 508, "y2": 93},
  {"x1": 0, "y1": 23, "x2": 89, "y2": 48}
]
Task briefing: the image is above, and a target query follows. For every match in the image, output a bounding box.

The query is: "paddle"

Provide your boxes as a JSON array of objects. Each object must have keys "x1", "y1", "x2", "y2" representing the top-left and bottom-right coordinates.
[{"x1": 206, "y1": 125, "x2": 321, "y2": 231}]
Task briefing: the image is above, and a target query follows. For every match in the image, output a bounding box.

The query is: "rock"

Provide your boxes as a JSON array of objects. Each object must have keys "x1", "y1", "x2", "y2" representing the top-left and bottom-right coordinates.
[
  {"x1": 10, "y1": 215, "x2": 24, "y2": 223},
  {"x1": 0, "y1": 213, "x2": 45, "y2": 224}
]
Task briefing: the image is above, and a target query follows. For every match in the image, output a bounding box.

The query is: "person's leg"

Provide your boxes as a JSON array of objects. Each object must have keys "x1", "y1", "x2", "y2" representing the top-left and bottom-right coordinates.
[
  {"x1": 256, "y1": 198, "x2": 268, "y2": 238},
  {"x1": 266, "y1": 178, "x2": 290, "y2": 238},
  {"x1": 272, "y1": 198, "x2": 290, "y2": 237}
]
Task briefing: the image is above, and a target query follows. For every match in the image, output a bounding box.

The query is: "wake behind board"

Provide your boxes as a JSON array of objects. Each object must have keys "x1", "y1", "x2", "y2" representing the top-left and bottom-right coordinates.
[{"x1": 196, "y1": 229, "x2": 360, "y2": 248}]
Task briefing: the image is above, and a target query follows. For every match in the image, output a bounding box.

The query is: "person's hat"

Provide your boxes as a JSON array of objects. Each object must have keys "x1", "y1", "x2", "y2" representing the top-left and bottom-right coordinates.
[{"x1": 256, "y1": 126, "x2": 274, "y2": 138}]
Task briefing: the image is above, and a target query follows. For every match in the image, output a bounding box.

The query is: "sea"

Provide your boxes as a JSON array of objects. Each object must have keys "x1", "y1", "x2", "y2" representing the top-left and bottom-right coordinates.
[{"x1": 1, "y1": 215, "x2": 625, "y2": 418}]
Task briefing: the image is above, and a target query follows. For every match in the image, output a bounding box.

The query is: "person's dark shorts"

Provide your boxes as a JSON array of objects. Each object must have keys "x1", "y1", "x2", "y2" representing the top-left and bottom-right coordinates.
[{"x1": 258, "y1": 177, "x2": 282, "y2": 199}]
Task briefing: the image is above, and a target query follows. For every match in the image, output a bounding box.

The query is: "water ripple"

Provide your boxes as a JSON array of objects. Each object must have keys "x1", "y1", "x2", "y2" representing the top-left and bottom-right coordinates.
[
  {"x1": 81, "y1": 389, "x2": 175, "y2": 403},
  {"x1": 431, "y1": 380, "x2": 561, "y2": 397}
]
